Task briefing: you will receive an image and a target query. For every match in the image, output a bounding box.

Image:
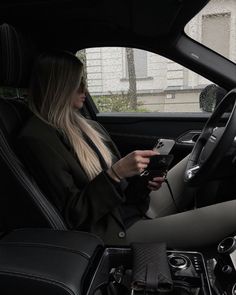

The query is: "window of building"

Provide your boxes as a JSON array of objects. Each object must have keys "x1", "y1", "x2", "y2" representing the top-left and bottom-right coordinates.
[
  {"x1": 202, "y1": 13, "x2": 230, "y2": 58},
  {"x1": 124, "y1": 48, "x2": 148, "y2": 79},
  {"x1": 185, "y1": 0, "x2": 235, "y2": 63}
]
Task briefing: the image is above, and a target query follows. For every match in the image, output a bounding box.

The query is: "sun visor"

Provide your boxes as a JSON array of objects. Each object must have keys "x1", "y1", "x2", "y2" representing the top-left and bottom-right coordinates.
[{"x1": 131, "y1": 0, "x2": 184, "y2": 37}]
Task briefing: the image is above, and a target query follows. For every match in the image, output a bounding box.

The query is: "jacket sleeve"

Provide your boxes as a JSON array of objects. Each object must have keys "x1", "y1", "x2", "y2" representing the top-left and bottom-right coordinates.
[
  {"x1": 124, "y1": 176, "x2": 150, "y2": 204},
  {"x1": 17, "y1": 136, "x2": 126, "y2": 231}
]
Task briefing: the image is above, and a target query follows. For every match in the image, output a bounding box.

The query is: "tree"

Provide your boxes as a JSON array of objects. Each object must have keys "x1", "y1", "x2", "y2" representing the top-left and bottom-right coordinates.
[
  {"x1": 125, "y1": 47, "x2": 137, "y2": 110},
  {"x1": 77, "y1": 48, "x2": 140, "y2": 112}
]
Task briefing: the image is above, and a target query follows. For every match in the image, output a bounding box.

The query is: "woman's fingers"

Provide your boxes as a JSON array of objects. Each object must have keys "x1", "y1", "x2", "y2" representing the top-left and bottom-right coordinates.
[
  {"x1": 152, "y1": 176, "x2": 165, "y2": 182},
  {"x1": 148, "y1": 180, "x2": 162, "y2": 187},
  {"x1": 147, "y1": 182, "x2": 162, "y2": 191},
  {"x1": 148, "y1": 177, "x2": 165, "y2": 191},
  {"x1": 114, "y1": 150, "x2": 160, "y2": 178},
  {"x1": 133, "y1": 150, "x2": 158, "y2": 158},
  {"x1": 136, "y1": 157, "x2": 150, "y2": 165}
]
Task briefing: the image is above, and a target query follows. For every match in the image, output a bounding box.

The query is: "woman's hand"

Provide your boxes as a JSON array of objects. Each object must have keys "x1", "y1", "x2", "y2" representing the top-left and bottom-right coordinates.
[
  {"x1": 147, "y1": 176, "x2": 165, "y2": 191},
  {"x1": 108, "y1": 150, "x2": 158, "y2": 181}
]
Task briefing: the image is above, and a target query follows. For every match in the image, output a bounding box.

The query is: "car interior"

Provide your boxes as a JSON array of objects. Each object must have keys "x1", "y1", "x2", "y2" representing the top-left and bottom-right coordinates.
[{"x1": 0, "y1": 0, "x2": 235, "y2": 294}]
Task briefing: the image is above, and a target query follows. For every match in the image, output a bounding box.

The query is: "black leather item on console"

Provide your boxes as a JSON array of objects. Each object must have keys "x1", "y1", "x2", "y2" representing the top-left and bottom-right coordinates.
[
  {"x1": 131, "y1": 243, "x2": 173, "y2": 293},
  {"x1": 0, "y1": 229, "x2": 104, "y2": 295}
]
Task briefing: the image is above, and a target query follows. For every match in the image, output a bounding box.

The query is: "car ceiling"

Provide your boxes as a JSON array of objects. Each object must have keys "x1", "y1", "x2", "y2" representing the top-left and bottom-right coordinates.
[
  {"x1": 1, "y1": 0, "x2": 236, "y2": 90},
  {"x1": 0, "y1": 0, "x2": 209, "y2": 52}
]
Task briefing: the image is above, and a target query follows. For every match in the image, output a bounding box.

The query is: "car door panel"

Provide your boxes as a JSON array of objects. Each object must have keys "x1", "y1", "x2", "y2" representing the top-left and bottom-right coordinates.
[{"x1": 96, "y1": 113, "x2": 210, "y2": 165}]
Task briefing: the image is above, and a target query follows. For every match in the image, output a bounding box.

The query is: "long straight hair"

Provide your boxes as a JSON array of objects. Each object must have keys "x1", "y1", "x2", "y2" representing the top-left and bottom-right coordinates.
[{"x1": 28, "y1": 51, "x2": 113, "y2": 180}]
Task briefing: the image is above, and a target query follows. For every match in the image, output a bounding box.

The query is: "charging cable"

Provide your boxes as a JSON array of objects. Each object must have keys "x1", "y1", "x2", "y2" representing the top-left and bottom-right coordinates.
[{"x1": 164, "y1": 177, "x2": 180, "y2": 213}]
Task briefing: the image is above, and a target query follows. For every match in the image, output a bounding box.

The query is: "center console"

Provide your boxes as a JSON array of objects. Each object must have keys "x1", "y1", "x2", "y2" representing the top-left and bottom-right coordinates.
[
  {"x1": 88, "y1": 236, "x2": 236, "y2": 295},
  {"x1": 87, "y1": 248, "x2": 212, "y2": 295},
  {"x1": 207, "y1": 236, "x2": 236, "y2": 294},
  {"x1": 168, "y1": 251, "x2": 211, "y2": 294},
  {"x1": 0, "y1": 229, "x2": 235, "y2": 295}
]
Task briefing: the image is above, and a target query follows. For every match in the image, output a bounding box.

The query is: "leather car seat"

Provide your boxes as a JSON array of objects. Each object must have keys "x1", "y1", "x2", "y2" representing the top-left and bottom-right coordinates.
[{"x1": 0, "y1": 23, "x2": 67, "y2": 231}]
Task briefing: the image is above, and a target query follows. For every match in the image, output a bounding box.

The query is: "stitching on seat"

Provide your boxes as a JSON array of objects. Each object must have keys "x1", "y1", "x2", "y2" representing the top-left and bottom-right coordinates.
[
  {"x1": 0, "y1": 270, "x2": 76, "y2": 295},
  {"x1": 0, "y1": 127, "x2": 67, "y2": 230},
  {"x1": 12, "y1": 228, "x2": 104, "y2": 245},
  {"x1": 0, "y1": 243, "x2": 91, "y2": 260},
  {"x1": 3, "y1": 99, "x2": 26, "y2": 126}
]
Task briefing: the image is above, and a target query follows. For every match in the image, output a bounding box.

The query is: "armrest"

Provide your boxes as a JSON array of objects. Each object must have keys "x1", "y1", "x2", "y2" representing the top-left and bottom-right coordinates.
[{"x1": 0, "y1": 229, "x2": 104, "y2": 295}]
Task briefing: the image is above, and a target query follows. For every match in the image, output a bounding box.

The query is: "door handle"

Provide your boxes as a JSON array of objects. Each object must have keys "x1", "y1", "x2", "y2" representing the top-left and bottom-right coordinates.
[{"x1": 177, "y1": 131, "x2": 201, "y2": 145}]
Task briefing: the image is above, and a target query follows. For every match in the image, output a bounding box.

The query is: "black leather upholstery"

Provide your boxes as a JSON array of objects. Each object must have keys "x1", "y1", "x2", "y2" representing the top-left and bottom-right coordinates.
[
  {"x1": 0, "y1": 23, "x2": 32, "y2": 88},
  {"x1": 2, "y1": 228, "x2": 103, "y2": 258},
  {"x1": 0, "y1": 24, "x2": 67, "y2": 231},
  {"x1": 0, "y1": 98, "x2": 67, "y2": 230},
  {"x1": 0, "y1": 229, "x2": 104, "y2": 295},
  {"x1": 0, "y1": 98, "x2": 30, "y2": 141},
  {"x1": 0, "y1": 23, "x2": 107, "y2": 295}
]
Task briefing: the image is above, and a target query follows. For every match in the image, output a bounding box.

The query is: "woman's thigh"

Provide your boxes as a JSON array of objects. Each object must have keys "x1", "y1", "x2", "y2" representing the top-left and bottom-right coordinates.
[
  {"x1": 147, "y1": 155, "x2": 196, "y2": 218},
  {"x1": 127, "y1": 199, "x2": 236, "y2": 249}
]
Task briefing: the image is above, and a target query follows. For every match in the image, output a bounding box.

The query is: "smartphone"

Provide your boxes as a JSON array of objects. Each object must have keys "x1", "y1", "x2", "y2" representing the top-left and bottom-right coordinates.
[
  {"x1": 153, "y1": 138, "x2": 175, "y2": 155},
  {"x1": 140, "y1": 154, "x2": 174, "y2": 179}
]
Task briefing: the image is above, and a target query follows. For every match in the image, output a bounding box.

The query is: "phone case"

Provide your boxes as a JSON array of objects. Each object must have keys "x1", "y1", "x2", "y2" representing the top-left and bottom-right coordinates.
[
  {"x1": 140, "y1": 154, "x2": 174, "y2": 179},
  {"x1": 153, "y1": 138, "x2": 175, "y2": 155}
]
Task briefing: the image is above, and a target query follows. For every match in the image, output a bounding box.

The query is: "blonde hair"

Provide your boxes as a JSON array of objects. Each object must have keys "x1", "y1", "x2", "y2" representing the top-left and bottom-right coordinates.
[{"x1": 29, "y1": 51, "x2": 113, "y2": 180}]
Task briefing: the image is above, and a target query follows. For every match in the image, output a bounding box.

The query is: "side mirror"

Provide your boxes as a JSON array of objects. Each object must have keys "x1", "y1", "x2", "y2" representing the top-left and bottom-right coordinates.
[{"x1": 199, "y1": 84, "x2": 227, "y2": 112}]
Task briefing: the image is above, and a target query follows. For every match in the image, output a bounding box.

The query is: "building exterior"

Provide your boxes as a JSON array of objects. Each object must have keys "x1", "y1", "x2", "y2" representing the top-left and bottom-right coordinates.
[{"x1": 81, "y1": 0, "x2": 236, "y2": 112}]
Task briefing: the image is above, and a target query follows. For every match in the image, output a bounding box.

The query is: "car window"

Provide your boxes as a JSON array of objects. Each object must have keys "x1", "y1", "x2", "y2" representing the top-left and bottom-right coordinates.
[
  {"x1": 76, "y1": 47, "x2": 224, "y2": 113},
  {"x1": 185, "y1": 0, "x2": 236, "y2": 64}
]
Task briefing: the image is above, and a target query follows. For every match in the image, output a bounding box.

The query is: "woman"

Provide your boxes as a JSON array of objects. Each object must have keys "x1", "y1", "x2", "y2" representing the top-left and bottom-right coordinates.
[{"x1": 18, "y1": 51, "x2": 236, "y2": 248}]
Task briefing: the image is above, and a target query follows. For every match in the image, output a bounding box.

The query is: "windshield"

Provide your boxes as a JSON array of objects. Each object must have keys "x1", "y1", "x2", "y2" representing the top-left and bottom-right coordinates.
[{"x1": 185, "y1": 0, "x2": 236, "y2": 64}]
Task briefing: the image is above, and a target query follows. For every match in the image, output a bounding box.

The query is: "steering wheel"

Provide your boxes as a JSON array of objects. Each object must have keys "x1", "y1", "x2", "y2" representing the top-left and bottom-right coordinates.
[{"x1": 184, "y1": 88, "x2": 236, "y2": 186}]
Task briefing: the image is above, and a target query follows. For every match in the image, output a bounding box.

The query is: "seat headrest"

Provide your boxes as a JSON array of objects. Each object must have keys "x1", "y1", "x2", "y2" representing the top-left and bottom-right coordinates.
[{"x1": 0, "y1": 23, "x2": 33, "y2": 88}]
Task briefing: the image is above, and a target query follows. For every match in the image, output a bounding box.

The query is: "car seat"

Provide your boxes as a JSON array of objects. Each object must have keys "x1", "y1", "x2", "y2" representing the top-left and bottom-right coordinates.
[{"x1": 0, "y1": 23, "x2": 67, "y2": 231}]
